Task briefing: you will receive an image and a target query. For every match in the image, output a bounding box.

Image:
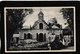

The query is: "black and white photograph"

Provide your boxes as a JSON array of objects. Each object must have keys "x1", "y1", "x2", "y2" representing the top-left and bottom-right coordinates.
[{"x1": 4, "y1": 7, "x2": 76, "y2": 52}]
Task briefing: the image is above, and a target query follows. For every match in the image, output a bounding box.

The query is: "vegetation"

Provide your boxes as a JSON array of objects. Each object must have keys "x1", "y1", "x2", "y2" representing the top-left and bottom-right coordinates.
[
  {"x1": 60, "y1": 8, "x2": 74, "y2": 31},
  {"x1": 6, "y1": 9, "x2": 33, "y2": 49},
  {"x1": 48, "y1": 18, "x2": 61, "y2": 28}
]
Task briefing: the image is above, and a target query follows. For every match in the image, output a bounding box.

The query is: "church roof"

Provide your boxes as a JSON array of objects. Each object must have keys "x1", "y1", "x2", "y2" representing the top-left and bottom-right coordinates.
[
  {"x1": 42, "y1": 20, "x2": 49, "y2": 26},
  {"x1": 38, "y1": 10, "x2": 44, "y2": 15},
  {"x1": 32, "y1": 19, "x2": 49, "y2": 29},
  {"x1": 52, "y1": 25, "x2": 59, "y2": 29}
]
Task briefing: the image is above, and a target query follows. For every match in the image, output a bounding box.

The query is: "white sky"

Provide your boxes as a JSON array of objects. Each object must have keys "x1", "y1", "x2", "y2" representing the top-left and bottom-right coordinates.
[{"x1": 23, "y1": 7, "x2": 68, "y2": 28}]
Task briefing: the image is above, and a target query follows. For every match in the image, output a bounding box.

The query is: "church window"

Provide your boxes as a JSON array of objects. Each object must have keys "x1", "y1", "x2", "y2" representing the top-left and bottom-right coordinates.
[
  {"x1": 36, "y1": 33, "x2": 38, "y2": 41},
  {"x1": 38, "y1": 33, "x2": 44, "y2": 42},
  {"x1": 39, "y1": 23, "x2": 43, "y2": 29},
  {"x1": 27, "y1": 33, "x2": 32, "y2": 39},
  {"x1": 44, "y1": 33, "x2": 46, "y2": 41},
  {"x1": 24, "y1": 33, "x2": 26, "y2": 39},
  {"x1": 16, "y1": 37, "x2": 19, "y2": 43},
  {"x1": 49, "y1": 37, "x2": 51, "y2": 41}
]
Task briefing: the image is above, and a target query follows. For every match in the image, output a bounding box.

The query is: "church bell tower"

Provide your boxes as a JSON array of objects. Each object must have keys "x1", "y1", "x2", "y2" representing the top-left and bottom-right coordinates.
[{"x1": 38, "y1": 9, "x2": 44, "y2": 20}]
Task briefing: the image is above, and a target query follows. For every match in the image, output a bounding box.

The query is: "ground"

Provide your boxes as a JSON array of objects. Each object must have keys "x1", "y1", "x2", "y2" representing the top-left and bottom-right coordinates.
[
  {"x1": 61, "y1": 46, "x2": 74, "y2": 50},
  {"x1": 9, "y1": 40, "x2": 74, "y2": 50}
]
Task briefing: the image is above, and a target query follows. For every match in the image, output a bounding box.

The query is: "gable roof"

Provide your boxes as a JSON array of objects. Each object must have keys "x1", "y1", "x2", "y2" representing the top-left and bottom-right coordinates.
[
  {"x1": 52, "y1": 25, "x2": 59, "y2": 28},
  {"x1": 42, "y1": 20, "x2": 49, "y2": 26},
  {"x1": 51, "y1": 25, "x2": 60, "y2": 29},
  {"x1": 32, "y1": 19, "x2": 49, "y2": 29}
]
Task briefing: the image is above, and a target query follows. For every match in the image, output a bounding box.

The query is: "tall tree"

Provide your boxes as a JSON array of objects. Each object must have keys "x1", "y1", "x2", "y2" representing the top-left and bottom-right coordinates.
[
  {"x1": 60, "y1": 8, "x2": 74, "y2": 30},
  {"x1": 48, "y1": 18, "x2": 61, "y2": 28},
  {"x1": 6, "y1": 9, "x2": 33, "y2": 49},
  {"x1": 48, "y1": 18, "x2": 57, "y2": 26}
]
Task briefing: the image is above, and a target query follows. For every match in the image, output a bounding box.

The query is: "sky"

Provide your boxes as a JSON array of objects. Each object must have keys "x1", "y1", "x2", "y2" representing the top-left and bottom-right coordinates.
[{"x1": 23, "y1": 7, "x2": 69, "y2": 29}]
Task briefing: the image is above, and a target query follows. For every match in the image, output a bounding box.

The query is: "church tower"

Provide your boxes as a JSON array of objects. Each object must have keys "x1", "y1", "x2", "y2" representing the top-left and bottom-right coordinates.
[{"x1": 38, "y1": 10, "x2": 44, "y2": 20}]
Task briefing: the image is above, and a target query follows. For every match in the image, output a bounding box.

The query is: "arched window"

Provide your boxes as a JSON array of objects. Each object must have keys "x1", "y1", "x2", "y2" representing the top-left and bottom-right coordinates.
[
  {"x1": 16, "y1": 37, "x2": 19, "y2": 43},
  {"x1": 38, "y1": 33, "x2": 44, "y2": 42},
  {"x1": 27, "y1": 33, "x2": 32, "y2": 39},
  {"x1": 39, "y1": 23, "x2": 43, "y2": 29},
  {"x1": 44, "y1": 33, "x2": 46, "y2": 41},
  {"x1": 36, "y1": 33, "x2": 38, "y2": 41},
  {"x1": 24, "y1": 33, "x2": 26, "y2": 39}
]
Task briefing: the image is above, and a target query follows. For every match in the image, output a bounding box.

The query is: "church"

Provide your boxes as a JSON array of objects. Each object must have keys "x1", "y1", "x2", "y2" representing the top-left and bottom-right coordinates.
[{"x1": 13, "y1": 10, "x2": 63, "y2": 45}]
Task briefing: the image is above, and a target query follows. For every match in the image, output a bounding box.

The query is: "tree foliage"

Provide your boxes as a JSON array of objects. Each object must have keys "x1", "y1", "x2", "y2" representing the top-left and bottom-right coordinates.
[
  {"x1": 6, "y1": 9, "x2": 33, "y2": 30},
  {"x1": 48, "y1": 18, "x2": 61, "y2": 28},
  {"x1": 48, "y1": 18, "x2": 57, "y2": 26},
  {"x1": 60, "y1": 8, "x2": 74, "y2": 30},
  {"x1": 6, "y1": 9, "x2": 33, "y2": 49}
]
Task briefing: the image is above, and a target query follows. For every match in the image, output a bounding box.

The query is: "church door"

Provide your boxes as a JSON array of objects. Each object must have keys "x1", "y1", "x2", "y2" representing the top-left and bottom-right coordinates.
[
  {"x1": 27, "y1": 33, "x2": 32, "y2": 39},
  {"x1": 38, "y1": 33, "x2": 44, "y2": 42},
  {"x1": 37, "y1": 33, "x2": 46, "y2": 42}
]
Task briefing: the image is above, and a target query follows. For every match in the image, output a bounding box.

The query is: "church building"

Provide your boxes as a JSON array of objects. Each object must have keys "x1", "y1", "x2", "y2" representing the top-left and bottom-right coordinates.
[{"x1": 13, "y1": 10, "x2": 63, "y2": 45}]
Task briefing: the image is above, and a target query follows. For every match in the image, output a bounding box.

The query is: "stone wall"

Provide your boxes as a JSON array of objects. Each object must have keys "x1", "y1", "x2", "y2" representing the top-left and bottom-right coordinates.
[{"x1": 19, "y1": 29, "x2": 62, "y2": 42}]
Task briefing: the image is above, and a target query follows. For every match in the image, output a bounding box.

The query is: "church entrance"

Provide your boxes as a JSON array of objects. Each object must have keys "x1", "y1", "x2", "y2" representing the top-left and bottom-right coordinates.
[
  {"x1": 37, "y1": 33, "x2": 46, "y2": 42},
  {"x1": 27, "y1": 33, "x2": 32, "y2": 39}
]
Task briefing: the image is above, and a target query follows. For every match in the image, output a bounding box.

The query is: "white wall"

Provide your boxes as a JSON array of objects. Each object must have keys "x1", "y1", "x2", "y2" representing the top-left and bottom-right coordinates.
[{"x1": 19, "y1": 29, "x2": 62, "y2": 42}]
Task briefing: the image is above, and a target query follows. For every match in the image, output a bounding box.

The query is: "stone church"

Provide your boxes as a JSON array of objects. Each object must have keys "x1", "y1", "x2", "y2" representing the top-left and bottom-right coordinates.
[{"x1": 13, "y1": 10, "x2": 63, "y2": 45}]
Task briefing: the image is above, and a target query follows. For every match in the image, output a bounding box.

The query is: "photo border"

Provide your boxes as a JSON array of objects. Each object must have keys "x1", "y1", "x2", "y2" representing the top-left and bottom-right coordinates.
[{"x1": 4, "y1": 7, "x2": 76, "y2": 53}]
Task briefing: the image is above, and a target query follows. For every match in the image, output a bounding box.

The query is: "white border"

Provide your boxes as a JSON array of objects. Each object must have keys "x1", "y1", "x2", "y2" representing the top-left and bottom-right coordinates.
[
  {"x1": 2, "y1": 0, "x2": 79, "y2": 1},
  {"x1": 4, "y1": 7, "x2": 76, "y2": 53}
]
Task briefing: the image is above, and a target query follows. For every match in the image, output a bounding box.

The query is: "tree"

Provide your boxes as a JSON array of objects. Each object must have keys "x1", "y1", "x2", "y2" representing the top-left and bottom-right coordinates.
[
  {"x1": 48, "y1": 18, "x2": 57, "y2": 24},
  {"x1": 48, "y1": 18, "x2": 61, "y2": 28},
  {"x1": 48, "y1": 18, "x2": 57, "y2": 27},
  {"x1": 6, "y1": 9, "x2": 33, "y2": 49},
  {"x1": 60, "y1": 8, "x2": 74, "y2": 30},
  {"x1": 60, "y1": 8, "x2": 74, "y2": 46}
]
